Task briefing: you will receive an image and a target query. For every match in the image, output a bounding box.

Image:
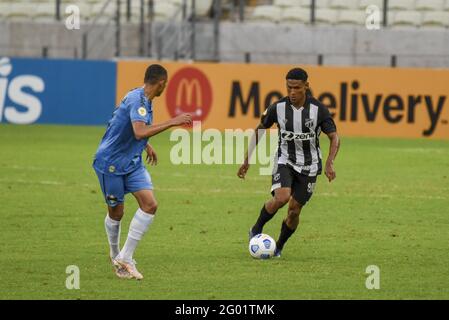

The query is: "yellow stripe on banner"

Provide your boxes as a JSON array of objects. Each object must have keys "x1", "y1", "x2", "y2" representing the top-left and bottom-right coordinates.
[{"x1": 116, "y1": 61, "x2": 449, "y2": 139}]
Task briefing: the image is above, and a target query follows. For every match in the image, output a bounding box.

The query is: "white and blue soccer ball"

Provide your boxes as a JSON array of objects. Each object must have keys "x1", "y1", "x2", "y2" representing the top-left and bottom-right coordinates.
[{"x1": 249, "y1": 234, "x2": 276, "y2": 259}]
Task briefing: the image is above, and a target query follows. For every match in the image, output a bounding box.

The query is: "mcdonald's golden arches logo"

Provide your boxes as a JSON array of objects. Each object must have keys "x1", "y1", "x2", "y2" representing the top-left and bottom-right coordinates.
[{"x1": 166, "y1": 67, "x2": 212, "y2": 122}]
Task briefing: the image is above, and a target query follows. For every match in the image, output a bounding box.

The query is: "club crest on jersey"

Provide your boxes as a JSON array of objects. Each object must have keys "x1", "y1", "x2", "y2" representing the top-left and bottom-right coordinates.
[
  {"x1": 138, "y1": 107, "x2": 147, "y2": 116},
  {"x1": 305, "y1": 118, "x2": 313, "y2": 129}
]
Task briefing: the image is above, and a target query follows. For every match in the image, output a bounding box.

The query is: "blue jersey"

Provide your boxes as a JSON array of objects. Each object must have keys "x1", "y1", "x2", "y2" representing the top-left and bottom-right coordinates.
[{"x1": 93, "y1": 87, "x2": 153, "y2": 175}]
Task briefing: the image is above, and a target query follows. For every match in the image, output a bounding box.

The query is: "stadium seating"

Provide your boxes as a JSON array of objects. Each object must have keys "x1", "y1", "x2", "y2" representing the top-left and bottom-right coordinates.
[
  {"x1": 388, "y1": 0, "x2": 415, "y2": 11},
  {"x1": 415, "y1": 0, "x2": 444, "y2": 11},
  {"x1": 280, "y1": 7, "x2": 310, "y2": 23},
  {"x1": 34, "y1": 3, "x2": 59, "y2": 22},
  {"x1": 244, "y1": 0, "x2": 449, "y2": 29},
  {"x1": 3, "y1": 3, "x2": 31, "y2": 21},
  {"x1": 153, "y1": 2, "x2": 179, "y2": 21},
  {"x1": 359, "y1": 0, "x2": 383, "y2": 9},
  {"x1": 421, "y1": 11, "x2": 449, "y2": 28},
  {"x1": 391, "y1": 10, "x2": 422, "y2": 28},
  {"x1": 315, "y1": 8, "x2": 338, "y2": 24},
  {"x1": 90, "y1": 2, "x2": 115, "y2": 22},
  {"x1": 188, "y1": 0, "x2": 214, "y2": 17},
  {"x1": 329, "y1": 0, "x2": 359, "y2": 10},
  {"x1": 337, "y1": 9, "x2": 367, "y2": 26},
  {"x1": 300, "y1": 0, "x2": 329, "y2": 8},
  {"x1": 274, "y1": 0, "x2": 303, "y2": 8},
  {"x1": 1, "y1": 0, "x2": 449, "y2": 30},
  {"x1": 0, "y1": 0, "x2": 212, "y2": 22},
  {"x1": 0, "y1": 3, "x2": 10, "y2": 19},
  {"x1": 250, "y1": 5, "x2": 282, "y2": 23}
]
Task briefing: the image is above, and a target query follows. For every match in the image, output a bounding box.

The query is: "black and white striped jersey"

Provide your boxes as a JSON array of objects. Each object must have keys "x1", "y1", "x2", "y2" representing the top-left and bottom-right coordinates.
[{"x1": 261, "y1": 95, "x2": 337, "y2": 177}]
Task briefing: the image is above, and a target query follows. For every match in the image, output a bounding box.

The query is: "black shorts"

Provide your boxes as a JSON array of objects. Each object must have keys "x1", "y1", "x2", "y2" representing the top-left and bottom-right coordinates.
[{"x1": 271, "y1": 164, "x2": 317, "y2": 206}]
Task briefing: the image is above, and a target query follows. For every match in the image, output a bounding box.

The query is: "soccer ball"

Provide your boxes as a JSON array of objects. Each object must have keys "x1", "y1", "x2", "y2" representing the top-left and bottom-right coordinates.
[{"x1": 249, "y1": 234, "x2": 276, "y2": 259}]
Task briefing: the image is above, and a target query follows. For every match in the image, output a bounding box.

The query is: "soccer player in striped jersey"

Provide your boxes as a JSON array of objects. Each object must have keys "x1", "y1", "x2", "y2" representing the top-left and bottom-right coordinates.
[
  {"x1": 237, "y1": 67, "x2": 340, "y2": 257},
  {"x1": 93, "y1": 64, "x2": 192, "y2": 279}
]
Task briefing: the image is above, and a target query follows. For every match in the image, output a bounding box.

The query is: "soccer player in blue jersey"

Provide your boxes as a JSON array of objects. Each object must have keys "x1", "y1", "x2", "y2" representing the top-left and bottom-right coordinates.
[{"x1": 93, "y1": 64, "x2": 192, "y2": 280}]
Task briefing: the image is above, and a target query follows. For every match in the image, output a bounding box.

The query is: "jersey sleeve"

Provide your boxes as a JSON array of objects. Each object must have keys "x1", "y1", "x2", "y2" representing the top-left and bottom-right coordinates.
[
  {"x1": 129, "y1": 95, "x2": 148, "y2": 123},
  {"x1": 318, "y1": 105, "x2": 337, "y2": 134},
  {"x1": 260, "y1": 104, "x2": 278, "y2": 128}
]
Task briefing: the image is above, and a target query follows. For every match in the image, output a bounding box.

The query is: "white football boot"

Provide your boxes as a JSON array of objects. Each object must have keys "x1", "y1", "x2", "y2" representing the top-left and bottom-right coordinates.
[
  {"x1": 114, "y1": 258, "x2": 143, "y2": 280},
  {"x1": 110, "y1": 257, "x2": 132, "y2": 279}
]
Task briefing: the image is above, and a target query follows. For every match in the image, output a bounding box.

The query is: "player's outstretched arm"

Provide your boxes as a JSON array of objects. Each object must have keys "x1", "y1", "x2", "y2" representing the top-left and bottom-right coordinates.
[
  {"x1": 325, "y1": 131, "x2": 340, "y2": 182},
  {"x1": 132, "y1": 113, "x2": 192, "y2": 140},
  {"x1": 237, "y1": 123, "x2": 267, "y2": 179}
]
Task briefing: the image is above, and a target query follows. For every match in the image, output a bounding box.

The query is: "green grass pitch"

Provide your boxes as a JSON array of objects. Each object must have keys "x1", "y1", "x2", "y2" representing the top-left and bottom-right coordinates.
[{"x1": 0, "y1": 124, "x2": 448, "y2": 299}]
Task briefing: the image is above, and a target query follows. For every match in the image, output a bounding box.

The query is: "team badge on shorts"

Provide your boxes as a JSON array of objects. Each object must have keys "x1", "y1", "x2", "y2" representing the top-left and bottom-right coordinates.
[
  {"x1": 108, "y1": 165, "x2": 115, "y2": 173},
  {"x1": 274, "y1": 173, "x2": 281, "y2": 181},
  {"x1": 138, "y1": 107, "x2": 147, "y2": 116},
  {"x1": 106, "y1": 194, "x2": 118, "y2": 205}
]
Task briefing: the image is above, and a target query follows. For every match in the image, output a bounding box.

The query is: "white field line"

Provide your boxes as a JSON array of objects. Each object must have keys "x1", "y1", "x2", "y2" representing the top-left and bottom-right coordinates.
[
  {"x1": 383, "y1": 147, "x2": 449, "y2": 154},
  {"x1": 0, "y1": 165, "x2": 269, "y2": 180},
  {"x1": 0, "y1": 165, "x2": 72, "y2": 172},
  {"x1": 0, "y1": 178, "x2": 446, "y2": 200}
]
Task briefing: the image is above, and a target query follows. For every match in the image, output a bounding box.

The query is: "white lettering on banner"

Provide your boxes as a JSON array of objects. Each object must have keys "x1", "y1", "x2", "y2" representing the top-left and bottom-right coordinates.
[{"x1": 0, "y1": 57, "x2": 44, "y2": 124}]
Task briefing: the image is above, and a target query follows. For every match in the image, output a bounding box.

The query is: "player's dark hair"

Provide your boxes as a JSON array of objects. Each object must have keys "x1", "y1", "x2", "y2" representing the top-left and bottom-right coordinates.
[
  {"x1": 286, "y1": 68, "x2": 308, "y2": 81},
  {"x1": 144, "y1": 64, "x2": 168, "y2": 84}
]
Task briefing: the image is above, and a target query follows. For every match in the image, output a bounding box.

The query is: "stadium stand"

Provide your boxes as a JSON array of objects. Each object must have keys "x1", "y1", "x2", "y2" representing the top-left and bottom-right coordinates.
[
  {"x1": 391, "y1": 10, "x2": 422, "y2": 28},
  {"x1": 274, "y1": 0, "x2": 303, "y2": 8},
  {"x1": 421, "y1": 11, "x2": 449, "y2": 28},
  {"x1": 388, "y1": 0, "x2": 415, "y2": 11},
  {"x1": 359, "y1": 0, "x2": 383, "y2": 9},
  {"x1": 34, "y1": 3, "x2": 60, "y2": 22},
  {"x1": 415, "y1": 0, "x2": 445, "y2": 11},
  {"x1": 279, "y1": 6, "x2": 310, "y2": 23},
  {"x1": 0, "y1": 0, "x2": 448, "y2": 28},
  {"x1": 243, "y1": 0, "x2": 449, "y2": 28},
  {"x1": 250, "y1": 5, "x2": 282, "y2": 22},
  {"x1": 0, "y1": 0, "x2": 213, "y2": 22},
  {"x1": 1, "y1": 0, "x2": 449, "y2": 66},
  {"x1": 329, "y1": 0, "x2": 359, "y2": 10},
  {"x1": 314, "y1": 8, "x2": 338, "y2": 24},
  {"x1": 337, "y1": 9, "x2": 367, "y2": 26},
  {"x1": 153, "y1": 2, "x2": 179, "y2": 22},
  {"x1": 300, "y1": 0, "x2": 329, "y2": 8}
]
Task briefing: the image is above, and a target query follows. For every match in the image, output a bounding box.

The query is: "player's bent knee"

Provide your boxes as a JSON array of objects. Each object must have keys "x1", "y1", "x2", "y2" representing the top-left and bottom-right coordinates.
[
  {"x1": 141, "y1": 200, "x2": 158, "y2": 215},
  {"x1": 288, "y1": 202, "x2": 302, "y2": 212},
  {"x1": 287, "y1": 208, "x2": 300, "y2": 219},
  {"x1": 108, "y1": 204, "x2": 124, "y2": 220},
  {"x1": 274, "y1": 195, "x2": 290, "y2": 208}
]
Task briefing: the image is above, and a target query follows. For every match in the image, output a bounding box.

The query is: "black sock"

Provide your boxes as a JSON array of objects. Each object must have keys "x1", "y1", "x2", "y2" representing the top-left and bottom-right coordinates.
[
  {"x1": 276, "y1": 220, "x2": 296, "y2": 251},
  {"x1": 251, "y1": 205, "x2": 276, "y2": 235}
]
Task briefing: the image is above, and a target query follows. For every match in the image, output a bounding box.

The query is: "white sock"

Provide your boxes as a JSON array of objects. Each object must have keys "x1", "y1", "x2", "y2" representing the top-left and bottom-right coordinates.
[
  {"x1": 104, "y1": 214, "x2": 121, "y2": 259},
  {"x1": 118, "y1": 208, "x2": 154, "y2": 263}
]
